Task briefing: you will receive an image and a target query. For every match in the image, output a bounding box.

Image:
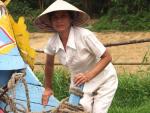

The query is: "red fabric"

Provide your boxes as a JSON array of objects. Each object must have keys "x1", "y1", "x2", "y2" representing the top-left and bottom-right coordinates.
[{"x1": 0, "y1": 109, "x2": 4, "y2": 113}]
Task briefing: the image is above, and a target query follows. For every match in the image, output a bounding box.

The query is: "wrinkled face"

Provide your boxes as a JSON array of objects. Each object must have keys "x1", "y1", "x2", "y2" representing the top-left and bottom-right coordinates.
[{"x1": 50, "y1": 11, "x2": 72, "y2": 33}]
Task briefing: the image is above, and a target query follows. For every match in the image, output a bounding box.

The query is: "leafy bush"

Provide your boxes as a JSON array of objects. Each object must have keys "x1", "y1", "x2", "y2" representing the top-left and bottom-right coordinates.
[
  {"x1": 7, "y1": 0, "x2": 41, "y2": 32},
  {"x1": 111, "y1": 0, "x2": 150, "y2": 14},
  {"x1": 90, "y1": 0, "x2": 150, "y2": 31},
  {"x1": 91, "y1": 11, "x2": 150, "y2": 31}
]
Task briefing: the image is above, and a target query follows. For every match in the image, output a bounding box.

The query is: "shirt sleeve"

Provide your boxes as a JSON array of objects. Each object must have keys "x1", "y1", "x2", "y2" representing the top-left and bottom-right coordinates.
[
  {"x1": 44, "y1": 37, "x2": 55, "y2": 55},
  {"x1": 84, "y1": 31, "x2": 106, "y2": 58}
]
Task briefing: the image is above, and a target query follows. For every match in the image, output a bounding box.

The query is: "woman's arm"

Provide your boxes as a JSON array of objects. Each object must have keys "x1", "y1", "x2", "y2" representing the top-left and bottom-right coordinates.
[
  {"x1": 44, "y1": 54, "x2": 54, "y2": 89},
  {"x1": 74, "y1": 49, "x2": 112, "y2": 86},
  {"x1": 42, "y1": 54, "x2": 54, "y2": 105}
]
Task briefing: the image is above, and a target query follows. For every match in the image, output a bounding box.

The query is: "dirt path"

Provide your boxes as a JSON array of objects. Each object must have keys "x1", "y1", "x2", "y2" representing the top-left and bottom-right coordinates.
[{"x1": 30, "y1": 32, "x2": 150, "y2": 74}]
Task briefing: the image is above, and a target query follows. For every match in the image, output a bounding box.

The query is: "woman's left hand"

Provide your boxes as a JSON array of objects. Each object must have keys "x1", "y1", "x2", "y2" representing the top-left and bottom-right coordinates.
[{"x1": 74, "y1": 73, "x2": 90, "y2": 86}]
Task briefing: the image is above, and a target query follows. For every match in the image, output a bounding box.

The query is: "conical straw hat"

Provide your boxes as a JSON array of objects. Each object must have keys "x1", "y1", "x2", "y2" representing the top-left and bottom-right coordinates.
[{"x1": 34, "y1": 0, "x2": 90, "y2": 32}]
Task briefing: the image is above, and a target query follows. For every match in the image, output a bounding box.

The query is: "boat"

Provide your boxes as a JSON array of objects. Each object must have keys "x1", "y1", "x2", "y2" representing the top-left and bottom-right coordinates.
[{"x1": 0, "y1": 0, "x2": 59, "y2": 112}]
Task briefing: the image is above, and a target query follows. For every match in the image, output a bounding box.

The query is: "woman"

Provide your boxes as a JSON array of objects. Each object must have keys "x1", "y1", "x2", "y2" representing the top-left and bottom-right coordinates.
[{"x1": 34, "y1": 0, "x2": 118, "y2": 113}]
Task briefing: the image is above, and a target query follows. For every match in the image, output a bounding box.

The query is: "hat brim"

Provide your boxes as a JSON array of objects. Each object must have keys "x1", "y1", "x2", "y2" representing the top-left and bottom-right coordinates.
[{"x1": 34, "y1": 0, "x2": 90, "y2": 32}]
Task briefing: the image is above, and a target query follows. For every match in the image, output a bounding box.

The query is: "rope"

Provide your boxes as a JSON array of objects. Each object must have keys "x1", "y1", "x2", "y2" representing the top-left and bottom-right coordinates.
[
  {"x1": 50, "y1": 87, "x2": 87, "y2": 113},
  {"x1": 0, "y1": 88, "x2": 18, "y2": 113},
  {"x1": 7, "y1": 72, "x2": 24, "y2": 89},
  {"x1": 10, "y1": 71, "x2": 32, "y2": 112},
  {"x1": 51, "y1": 98, "x2": 88, "y2": 113},
  {"x1": 0, "y1": 87, "x2": 8, "y2": 99},
  {"x1": 2, "y1": 73, "x2": 87, "y2": 113},
  {"x1": 1, "y1": 71, "x2": 52, "y2": 113},
  {"x1": 0, "y1": 71, "x2": 32, "y2": 113},
  {"x1": 21, "y1": 76, "x2": 31, "y2": 112},
  {"x1": 69, "y1": 87, "x2": 83, "y2": 97}
]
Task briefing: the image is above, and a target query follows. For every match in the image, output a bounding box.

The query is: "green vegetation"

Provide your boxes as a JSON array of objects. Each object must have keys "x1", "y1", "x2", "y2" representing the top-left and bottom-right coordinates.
[
  {"x1": 36, "y1": 67, "x2": 70, "y2": 100},
  {"x1": 109, "y1": 72, "x2": 150, "y2": 113},
  {"x1": 90, "y1": 0, "x2": 150, "y2": 31},
  {"x1": 7, "y1": 0, "x2": 41, "y2": 32},
  {"x1": 35, "y1": 67, "x2": 150, "y2": 113},
  {"x1": 7, "y1": 0, "x2": 150, "y2": 32},
  {"x1": 90, "y1": 12, "x2": 150, "y2": 31}
]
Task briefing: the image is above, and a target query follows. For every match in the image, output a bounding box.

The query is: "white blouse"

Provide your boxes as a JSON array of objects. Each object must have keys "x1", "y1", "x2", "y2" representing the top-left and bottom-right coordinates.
[{"x1": 44, "y1": 26, "x2": 117, "y2": 94}]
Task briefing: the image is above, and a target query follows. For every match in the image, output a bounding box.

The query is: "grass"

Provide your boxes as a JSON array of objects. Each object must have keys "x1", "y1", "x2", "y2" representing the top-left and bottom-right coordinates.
[
  {"x1": 109, "y1": 72, "x2": 150, "y2": 113},
  {"x1": 35, "y1": 67, "x2": 70, "y2": 100},
  {"x1": 35, "y1": 68, "x2": 150, "y2": 113}
]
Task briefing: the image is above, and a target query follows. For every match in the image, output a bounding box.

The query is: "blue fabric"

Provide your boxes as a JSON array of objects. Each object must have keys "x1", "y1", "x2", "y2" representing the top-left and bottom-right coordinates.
[
  {"x1": 0, "y1": 25, "x2": 26, "y2": 70},
  {"x1": 68, "y1": 85, "x2": 84, "y2": 105},
  {"x1": 68, "y1": 94, "x2": 81, "y2": 106},
  {"x1": 0, "y1": 28, "x2": 12, "y2": 44},
  {"x1": 0, "y1": 47, "x2": 26, "y2": 70},
  {"x1": 0, "y1": 70, "x2": 13, "y2": 87},
  {"x1": 0, "y1": 66, "x2": 59, "y2": 112},
  {"x1": 25, "y1": 66, "x2": 42, "y2": 86}
]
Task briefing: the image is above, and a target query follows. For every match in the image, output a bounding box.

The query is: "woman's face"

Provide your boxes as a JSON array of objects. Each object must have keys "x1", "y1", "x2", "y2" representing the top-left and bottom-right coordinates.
[{"x1": 50, "y1": 11, "x2": 72, "y2": 33}]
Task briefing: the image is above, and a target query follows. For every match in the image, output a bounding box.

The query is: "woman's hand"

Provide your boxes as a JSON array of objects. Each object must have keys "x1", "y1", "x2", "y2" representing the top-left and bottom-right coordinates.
[
  {"x1": 42, "y1": 88, "x2": 53, "y2": 105},
  {"x1": 74, "y1": 73, "x2": 91, "y2": 86},
  {"x1": 74, "y1": 50, "x2": 112, "y2": 87}
]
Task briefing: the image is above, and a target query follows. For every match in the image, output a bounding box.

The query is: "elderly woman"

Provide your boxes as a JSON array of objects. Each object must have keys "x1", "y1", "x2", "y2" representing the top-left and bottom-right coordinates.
[{"x1": 34, "y1": 0, "x2": 118, "y2": 113}]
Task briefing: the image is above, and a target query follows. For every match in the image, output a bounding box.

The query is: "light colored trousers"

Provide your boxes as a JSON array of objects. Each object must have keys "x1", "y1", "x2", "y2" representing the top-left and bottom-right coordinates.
[{"x1": 80, "y1": 74, "x2": 118, "y2": 113}]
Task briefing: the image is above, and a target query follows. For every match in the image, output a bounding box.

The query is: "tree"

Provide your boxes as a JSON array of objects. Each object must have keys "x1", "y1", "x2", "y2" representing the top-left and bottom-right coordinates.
[
  {"x1": 82, "y1": 0, "x2": 112, "y2": 17},
  {"x1": 38, "y1": 0, "x2": 44, "y2": 10}
]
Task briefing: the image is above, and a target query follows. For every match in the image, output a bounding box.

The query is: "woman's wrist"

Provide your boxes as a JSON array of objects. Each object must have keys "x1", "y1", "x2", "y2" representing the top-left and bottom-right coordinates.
[
  {"x1": 85, "y1": 71, "x2": 95, "y2": 81},
  {"x1": 45, "y1": 86, "x2": 52, "y2": 90}
]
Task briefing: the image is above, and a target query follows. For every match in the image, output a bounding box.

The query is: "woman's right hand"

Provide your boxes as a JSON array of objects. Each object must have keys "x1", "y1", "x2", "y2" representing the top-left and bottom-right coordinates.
[{"x1": 42, "y1": 88, "x2": 53, "y2": 105}]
